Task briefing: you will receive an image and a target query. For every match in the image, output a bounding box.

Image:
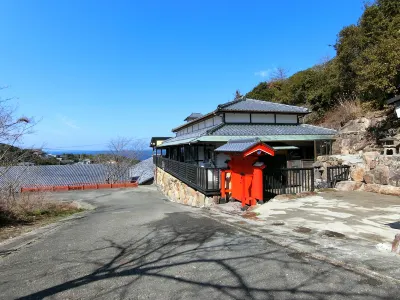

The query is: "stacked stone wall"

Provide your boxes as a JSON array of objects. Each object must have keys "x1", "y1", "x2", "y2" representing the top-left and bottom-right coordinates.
[
  {"x1": 155, "y1": 167, "x2": 219, "y2": 207},
  {"x1": 315, "y1": 153, "x2": 400, "y2": 196}
]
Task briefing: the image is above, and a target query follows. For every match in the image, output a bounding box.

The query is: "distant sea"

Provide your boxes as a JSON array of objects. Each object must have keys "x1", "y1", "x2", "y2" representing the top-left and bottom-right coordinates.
[{"x1": 46, "y1": 149, "x2": 153, "y2": 161}]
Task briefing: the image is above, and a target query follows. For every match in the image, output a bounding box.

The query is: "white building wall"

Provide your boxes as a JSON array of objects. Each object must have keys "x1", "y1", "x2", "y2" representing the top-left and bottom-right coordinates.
[
  {"x1": 252, "y1": 113, "x2": 274, "y2": 123},
  {"x1": 205, "y1": 118, "x2": 214, "y2": 127},
  {"x1": 213, "y1": 115, "x2": 222, "y2": 125},
  {"x1": 276, "y1": 114, "x2": 298, "y2": 124},
  {"x1": 225, "y1": 113, "x2": 251, "y2": 123}
]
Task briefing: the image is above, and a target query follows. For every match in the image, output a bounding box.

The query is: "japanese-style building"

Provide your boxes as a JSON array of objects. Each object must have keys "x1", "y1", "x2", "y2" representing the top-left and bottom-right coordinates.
[{"x1": 153, "y1": 97, "x2": 336, "y2": 203}]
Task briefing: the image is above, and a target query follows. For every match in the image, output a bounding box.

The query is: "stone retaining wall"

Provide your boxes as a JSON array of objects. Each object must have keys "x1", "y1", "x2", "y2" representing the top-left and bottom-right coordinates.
[
  {"x1": 315, "y1": 153, "x2": 400, "y2": 196},
  {"x1": 155, "y1": 167, "x2": 219, "y2": 207}
]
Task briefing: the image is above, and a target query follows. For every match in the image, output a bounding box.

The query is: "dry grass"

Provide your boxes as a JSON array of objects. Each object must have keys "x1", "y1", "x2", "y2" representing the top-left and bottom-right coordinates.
[
  {"x1": 0, "y1": 190, "x2": 83, "y2": 226},
  {"x1": 319, "y1": 97, "x2": 363, "y2": 130}
]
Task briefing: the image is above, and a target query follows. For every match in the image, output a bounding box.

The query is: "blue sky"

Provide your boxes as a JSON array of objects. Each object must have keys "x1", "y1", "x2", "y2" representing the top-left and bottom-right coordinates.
[{"x1": 0, "y1": 0, "x2": 364, "y2": 150}]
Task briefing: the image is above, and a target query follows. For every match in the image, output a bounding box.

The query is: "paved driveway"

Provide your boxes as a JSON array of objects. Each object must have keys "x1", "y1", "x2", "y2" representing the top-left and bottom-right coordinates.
[{"x1": 0, "y1": 186, "x2": 397, "y2": 299}]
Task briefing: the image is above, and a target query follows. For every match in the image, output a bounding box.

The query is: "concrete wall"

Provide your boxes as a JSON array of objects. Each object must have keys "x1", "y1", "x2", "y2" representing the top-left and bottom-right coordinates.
[{"x1": 155, "y1": 167, "x2": 219, "y2": 207}]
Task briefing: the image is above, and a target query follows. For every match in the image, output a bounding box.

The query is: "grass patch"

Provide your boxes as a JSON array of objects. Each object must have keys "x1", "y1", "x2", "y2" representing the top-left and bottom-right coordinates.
[{"x1": 0, "y1": 191, "x2": 84, "y2": 227}]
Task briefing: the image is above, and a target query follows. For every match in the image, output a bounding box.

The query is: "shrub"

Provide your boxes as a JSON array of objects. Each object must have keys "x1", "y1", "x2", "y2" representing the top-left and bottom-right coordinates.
[
  {"x1": 0, "y1": 190, "x2": 82, "y2": 226},
  {"x1": 318, "y1": 95, "x2": 363, "y2": 129}
]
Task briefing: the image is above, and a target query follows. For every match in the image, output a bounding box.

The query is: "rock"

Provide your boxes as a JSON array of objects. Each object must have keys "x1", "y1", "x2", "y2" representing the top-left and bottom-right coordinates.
[
  {"x1": 335, "y1": 181, "x2": 363, "y2": 191},
  {"x1": 392, "y1": 234, "x2": 400, "y2": 254},
  {"x1": 363, "y1": 184, "x2": 381, "y2": 193},
  {"x1": 362, "y1": 152, "x2": 380, "y2": 169},
  {"x1": 378, "y1": 185, "x2": 400, "y2": 196},
  {"x1": 389, "y1": 172, "x2": 400, "y2": 187},
  {"x1": 364, "y1": 165, "x2": 391, "y2": 185},
  {"x1": 340, "y1": 118, "x2": 371, "y2": 133},
  {"x1": 363, "y1": 172, "x2": 375, "y2": 184},
  {"x1": 350, "y1": 166, "x2": 366, "y2": 182},
  {"x1": 312, "y1": 161, "x2": 323, "y2": 168}
]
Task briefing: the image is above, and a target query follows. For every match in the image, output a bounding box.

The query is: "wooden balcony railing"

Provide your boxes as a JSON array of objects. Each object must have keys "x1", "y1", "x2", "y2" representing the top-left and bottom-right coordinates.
[{"x1": 154, "y1": 156, "x2": 221, "y2": 196}]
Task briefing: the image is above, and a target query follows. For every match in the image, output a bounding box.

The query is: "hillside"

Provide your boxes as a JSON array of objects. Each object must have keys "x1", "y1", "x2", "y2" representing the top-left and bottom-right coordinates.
[{"x1": 246, "y1": 0, "x2": 400, "y2": 132}]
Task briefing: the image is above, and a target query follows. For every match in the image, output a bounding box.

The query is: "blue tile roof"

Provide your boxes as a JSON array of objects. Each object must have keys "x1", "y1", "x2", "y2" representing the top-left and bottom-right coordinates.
[
  {"x1": 160, "y1": 125, "x2": 221, "y2": 147},
  {"x1": 218, "y1": 98, "x2": 309, "y2": 114},
  {"x1": 215, "y1": 138, "x2": 261, "y2": 152},
  {"x1": 209, "y1": 124, "x2": 336, "y2": 136},
  {"x1": 0, "y1": 162, "x2": 155, "y2": 190},
  {"x1": 129, "y1": 157, "x2": 154, "y2": 184},
  {"x1": 159, "y1": 123, "x2": 335, "y2": 147},
  {"x1": 172, "y1": 98, "x2": 310, "y2": 132}
]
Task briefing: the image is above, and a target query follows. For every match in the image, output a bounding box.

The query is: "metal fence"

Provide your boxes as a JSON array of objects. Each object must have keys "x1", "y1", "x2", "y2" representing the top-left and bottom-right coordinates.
[
  {"x1": 327, "y1": 166, "x2": 350, "y2": 188},
  {"x1": 264, "y1": 167, "x2": 314, "y2": 198},
  {"x1": 154, "y1": 156, "x2": 220, "y2": 196}
]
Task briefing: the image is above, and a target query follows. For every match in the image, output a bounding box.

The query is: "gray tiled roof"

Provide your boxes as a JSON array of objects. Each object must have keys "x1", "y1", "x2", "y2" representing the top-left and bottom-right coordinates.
[
  {"x1": 160, "y1": 123, "x2": 335, "y2": 147},
  {"x1": 210, "y1": 124, "x2": 336, "y2": 136},
  {"x1": 218, "y1": 98, "x2": 309, "y2": 113},
  {"x1": 128, "y1": 157, "x2": 154, "y2": 184},
  {"x1": 184, "y1": 113, "x2": 203, "y2": 121},
  {"x1": 0, "y1": 162, "x2": 156, "y2": 190},
  {"x1": 161, "y1": 124, "x2": 221, "y2": 147},
  {"x1": 0, "y1": 164, "x2": 128, "y2": 190},
  {"x1": 215, "y1": 138, "x2": 261, "y2": 152}
]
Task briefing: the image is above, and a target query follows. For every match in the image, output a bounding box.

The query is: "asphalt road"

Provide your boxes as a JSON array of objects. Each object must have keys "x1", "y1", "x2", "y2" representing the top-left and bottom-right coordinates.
[{"x1": 0, "y1": 186, "x2": 397, "y2": 300}]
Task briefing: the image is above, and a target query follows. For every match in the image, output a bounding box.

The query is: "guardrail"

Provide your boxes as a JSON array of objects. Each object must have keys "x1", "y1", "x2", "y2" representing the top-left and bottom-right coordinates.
[
  {"x1": 327, "y1": 166, "x2": 350, "y2": 187},
  {"x1": 154, "y1": 156, "x2": 221, "y2": 196},
  {"x1": 264, "y1": 167, "x2": 315, "y2": 198}
]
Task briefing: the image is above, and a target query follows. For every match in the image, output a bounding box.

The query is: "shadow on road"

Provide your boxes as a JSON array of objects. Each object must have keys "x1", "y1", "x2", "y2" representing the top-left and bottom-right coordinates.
[{"x1": 17, "y1": 212, "x2": 393, "y2": 300}]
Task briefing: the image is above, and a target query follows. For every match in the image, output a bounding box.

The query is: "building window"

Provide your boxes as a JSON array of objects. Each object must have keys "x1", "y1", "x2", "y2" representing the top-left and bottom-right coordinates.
[{"x1": 316, "y1": 140, "x2": 332, "y2": 156}]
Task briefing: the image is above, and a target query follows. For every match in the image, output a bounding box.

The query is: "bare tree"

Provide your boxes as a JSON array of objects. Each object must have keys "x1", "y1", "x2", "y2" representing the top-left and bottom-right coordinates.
[
  {"x1": 0, "y1": 87, "x2": 36, "y2": 200},
  {"x1": 96, "y1": 137, "x2": 145, "y2": 184},
  {"x1": 270, "y1": 67, "x2": 288, "y2": 82},
  {"x1": 234, "y1": 90, "x2": 243, "y2": 100},
  {"x1": 0, "y1": 87, "x2": 35, "y2": 168}
]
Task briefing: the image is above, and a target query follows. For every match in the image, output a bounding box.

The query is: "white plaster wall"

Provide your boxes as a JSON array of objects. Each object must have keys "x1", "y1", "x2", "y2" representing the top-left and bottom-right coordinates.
[
  {"x1": 205, "y1": 118, "x2": 214, "y2": 127},
  {"x1": 213, "y1": 115, "x2": 222, "y2": 125},
  {"x1": 225, "y1": 113, "x2": 250, "y2": 123},
  {"x1": 252, "y1": 113, "x2": 274, "y2": 123},
  {"x1": 276, "y1": 114, "x2": 298, "y2": 124}
]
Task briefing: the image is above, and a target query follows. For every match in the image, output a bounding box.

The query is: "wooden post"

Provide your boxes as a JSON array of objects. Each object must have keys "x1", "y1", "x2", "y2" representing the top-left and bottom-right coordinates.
[{"x1": 313, "y1": 140, "x2": 317, "y2": 161}]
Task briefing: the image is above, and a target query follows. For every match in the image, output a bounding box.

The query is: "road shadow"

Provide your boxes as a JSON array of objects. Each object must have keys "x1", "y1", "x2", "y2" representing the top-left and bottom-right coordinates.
[
  {"x1": 17, "y1": 212, "x2": 394, "y2": 300},
  {"x1": 386, "y1": 221, "x2": 400, "y2": 229}
]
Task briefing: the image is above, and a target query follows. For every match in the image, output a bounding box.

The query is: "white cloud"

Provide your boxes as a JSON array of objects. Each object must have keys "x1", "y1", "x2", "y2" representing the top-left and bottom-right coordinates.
[
  {"x1": 60, "y1": 115, "x2": 80, "y2": 130},
  {"x1": 254, "y1": 68, "x2": 277, "y2": 78}
]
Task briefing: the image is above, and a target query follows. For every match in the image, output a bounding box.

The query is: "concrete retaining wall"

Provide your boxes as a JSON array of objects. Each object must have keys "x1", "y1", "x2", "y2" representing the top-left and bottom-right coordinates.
[{"x1": 155, "y1": 167, "x2": 219, "y2": 208}]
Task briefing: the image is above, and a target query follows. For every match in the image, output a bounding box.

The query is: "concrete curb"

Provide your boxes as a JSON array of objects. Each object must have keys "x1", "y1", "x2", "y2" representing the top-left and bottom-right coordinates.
[{"x1": 200, "y1": 209, "x2": 400, "y2": 285}]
